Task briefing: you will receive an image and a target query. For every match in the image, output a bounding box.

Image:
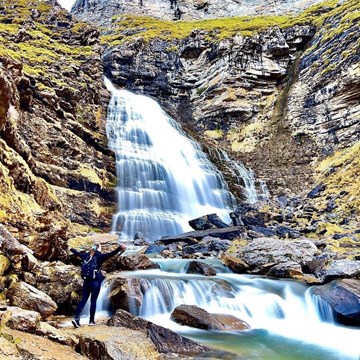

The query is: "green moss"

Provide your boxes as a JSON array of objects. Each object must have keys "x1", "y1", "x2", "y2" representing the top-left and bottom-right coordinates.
[{"x1": 99, "y1": 0, "x2": 358, "y2": 47}]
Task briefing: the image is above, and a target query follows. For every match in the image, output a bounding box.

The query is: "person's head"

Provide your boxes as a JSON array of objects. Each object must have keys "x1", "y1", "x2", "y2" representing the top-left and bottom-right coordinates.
[{"x1": 91, "y1": 243, "x2": 101, "y2": 252}]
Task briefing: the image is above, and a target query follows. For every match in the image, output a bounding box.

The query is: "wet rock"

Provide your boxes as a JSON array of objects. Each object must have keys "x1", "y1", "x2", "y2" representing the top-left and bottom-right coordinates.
[
  {"x1": 6, "y1": 281, "x2": 57, "y2": 319},
  {"x1": 145, "y1": 244, "x2": 166, "y2": 255},
  {"x1": 189, "y1": 213, "x2": 229, "y2": 230},
  {"x1": 185, "y1": 260, "x2": 217, "y2": 276},
  {"x1": 304, "y1": 254, "x2": 331, "y2": 279},
  {"x1": 133, "y1": 231, "x2": 149, "y2": 246},
  {"x1": 171, "y1": 304, "x2": 225, "y2": 330},
  {"x1": 171, "y1": 304, "x2": 250, "y2": 331},
  {"x1": 313, "y1": 279, "x2": 360, "y2": 326},
  {"x1": 212, "y1": 313, "x2": 250, "y2": 331},
  {"x1": 183, "y1": 243, "x2": 210, "y2": 256},
  {"x1": 108, "y1": 277, "x2": 145, "y2": 312}
]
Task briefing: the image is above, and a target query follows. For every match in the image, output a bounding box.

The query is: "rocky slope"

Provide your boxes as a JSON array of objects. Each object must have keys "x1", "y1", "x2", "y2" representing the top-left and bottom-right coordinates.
[
  {"x1": 0, "y1": 0, "x2": 116, "y2": 257},
  {"x1": 72, "y1": 0, "x2": 325, "y2": 22}
]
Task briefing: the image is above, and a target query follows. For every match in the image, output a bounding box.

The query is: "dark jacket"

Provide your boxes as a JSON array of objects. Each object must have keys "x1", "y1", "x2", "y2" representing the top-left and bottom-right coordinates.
[{"x1": 70, "y1": 245, "x2": 124, "y2": 281}]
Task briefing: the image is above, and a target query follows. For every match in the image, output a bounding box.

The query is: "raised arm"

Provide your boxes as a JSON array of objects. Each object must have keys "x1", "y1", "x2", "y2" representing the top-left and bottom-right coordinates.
[
  {"x1": 98, "y1": 244, "x2": 126, "y2": 263},
  {"x1": 70, "y1": 248, "x2": 88, "y2": 260}
]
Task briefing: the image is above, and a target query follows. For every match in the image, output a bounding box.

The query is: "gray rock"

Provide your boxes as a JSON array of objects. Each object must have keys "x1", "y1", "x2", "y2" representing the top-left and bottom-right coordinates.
[{"x1": 313, "y1": 279, "x2": 360, "y2": 326}]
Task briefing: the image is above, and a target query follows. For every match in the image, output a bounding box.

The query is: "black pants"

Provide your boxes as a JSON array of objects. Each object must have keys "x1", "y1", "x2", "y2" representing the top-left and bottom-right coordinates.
[{"x1": 74, "y1": 279, "x2": 102, "y2": 322}]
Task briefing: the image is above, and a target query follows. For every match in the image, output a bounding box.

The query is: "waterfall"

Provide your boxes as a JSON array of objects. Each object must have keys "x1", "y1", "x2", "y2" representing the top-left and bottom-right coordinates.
[
  {"x1": 217, "y1": 149, "x2": 269, "y2": 203},
  {"x1": 121, "y1": 262, "x2": 360, "y2": 360},
  {"x1": 105, "y1": 79, "x2": 236, "y2": 242}
]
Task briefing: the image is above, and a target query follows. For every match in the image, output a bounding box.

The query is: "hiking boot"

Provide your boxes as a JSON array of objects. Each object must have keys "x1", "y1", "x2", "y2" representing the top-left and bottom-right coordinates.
[
  {"x1": 89, "y1": 321, "x2": 96, "y2": 326},
  {"x1": 71, "y1": 319, "x2": 80, "y2": 328}
]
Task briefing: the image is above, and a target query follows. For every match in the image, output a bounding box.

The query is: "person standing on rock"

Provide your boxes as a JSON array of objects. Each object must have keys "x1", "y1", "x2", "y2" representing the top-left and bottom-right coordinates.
[{"x1": 70, "y1": 242, "x2": 126, "y2": 327}]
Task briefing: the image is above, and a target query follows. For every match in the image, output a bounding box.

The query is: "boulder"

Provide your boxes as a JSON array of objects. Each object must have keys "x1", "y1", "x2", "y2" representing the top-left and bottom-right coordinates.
[
  {"x1": 0, "y1": 224, "x2": 26, "y2": 256},
  {"x1": 0, "y1": 306, "x2": 41, "y2": 333},
  {"x1": 185, "y1": 260, "x2": 217, "y2": 276},
  {"x1": 238, "y1": 237, "x2": 319, "y2": 273},
  {"x1": 159, "y1": 226, "x2": 245, "y2": 245},
  {"x1": 212, "y1": 313, "x2": 250, "y2": 331},
  {"x1": 171, "y1": 304, "x2": 249, "y2": 331},
  {"x1": 4, "y1": 327, "x2": 86, "y2": 359},
  {"x1": 69, "y1": 324, "x2": 159, "y2": 360},
  {"x1": 313, "y1": 279, "x2": 360, "y2": 326},
  {"x1": 170, "y1": 304, "x2": 223, "y2": 330},
  {"x1": 115, "y1": 254, "x2": 160, "y2": 271},
  {"x1": 267, "y1": 261, "x2": 303, "y2": 278},
  {"x1": 108, "y1": 277, "x2": 146, "y2": 312},
  {"x1": 33, "y1": 261, "x2": 82, "y2": 312},
  {"x1": 221, "y1": 254, "x2": 249, "y2": 273},
  {"x1": 189, "y1": 213, "x2": 229, "y2": 230},
  {"x1": 108, "y1": 309, "x2": 211, "y2": 356},
  {"x1": 6, "y1": 281, "x2": 57, "y2": 319},
  {"x1": 324, "y1": 260, "x2": 360, "y2": 281}
]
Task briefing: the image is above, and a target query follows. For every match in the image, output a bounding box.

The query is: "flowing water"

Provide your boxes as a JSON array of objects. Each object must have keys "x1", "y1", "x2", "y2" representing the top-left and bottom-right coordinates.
[
  {"x1": 118, "y1": 259, "x2": 360, "y2": 360},
  {"x1": 105, "y1": 79, "x2": 236, "y2": 242},
  {"x1": 103, "y1": 82, "x2": 359, "y2": 359}
]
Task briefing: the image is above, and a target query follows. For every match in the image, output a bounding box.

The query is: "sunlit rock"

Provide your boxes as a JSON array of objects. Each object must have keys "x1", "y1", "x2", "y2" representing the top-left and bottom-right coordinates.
[
  {"x1": 108, "y1": 309, "x2": 212, "y2": 356},
  {"x1": 0, "y1": 306, "x2": 41, "y2": 333},
  {"x1": 6, "y1": 281, "x2": 57, "y2": 319}
]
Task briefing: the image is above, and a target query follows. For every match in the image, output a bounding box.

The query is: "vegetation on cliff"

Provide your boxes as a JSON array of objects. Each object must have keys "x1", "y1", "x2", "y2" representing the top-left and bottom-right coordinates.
[
  {"x1": 0, "y1": 0, "x2": 115, "y2": 242},
  {"x1": 100, "y1": 0, "x2": 358, "y2": 47}
]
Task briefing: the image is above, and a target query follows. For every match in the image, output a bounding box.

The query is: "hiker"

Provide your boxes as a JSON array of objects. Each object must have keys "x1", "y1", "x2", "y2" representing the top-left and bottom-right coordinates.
[{"x1": 70, "y1": 242, "x2": 126, "y2": 327}]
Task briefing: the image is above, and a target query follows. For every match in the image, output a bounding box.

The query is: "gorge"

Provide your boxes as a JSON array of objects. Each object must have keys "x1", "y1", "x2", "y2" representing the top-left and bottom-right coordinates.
[{"x1": 0, "y1": 0, "x2": 359, "y2": 359}]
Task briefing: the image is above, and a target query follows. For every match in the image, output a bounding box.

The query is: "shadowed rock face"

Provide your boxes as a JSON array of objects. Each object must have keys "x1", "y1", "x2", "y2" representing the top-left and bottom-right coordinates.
[
  {"x1": 313, "y1": 279, "x2": 360, "y2": 326},
  {"x1": 72, "y1": 0, "x2": 325, "y2": 23}
]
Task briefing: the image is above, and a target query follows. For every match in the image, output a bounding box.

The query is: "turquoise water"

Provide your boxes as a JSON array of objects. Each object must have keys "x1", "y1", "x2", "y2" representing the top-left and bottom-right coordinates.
[{"x1": 121, "y1": 260, "x2": 360, "y2": 360}]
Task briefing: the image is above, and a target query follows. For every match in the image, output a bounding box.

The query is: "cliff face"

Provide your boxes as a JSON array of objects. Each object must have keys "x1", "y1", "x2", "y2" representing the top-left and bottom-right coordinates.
[
  {"x1": 0, "y1": 0, "x2": 115, "y2": 257},
  {"x1": 98, "y1": 0, "x2": 359, "y2": 203},
  {"x1": 72, "y1": 0, "x2": 325, "y2": 22}
]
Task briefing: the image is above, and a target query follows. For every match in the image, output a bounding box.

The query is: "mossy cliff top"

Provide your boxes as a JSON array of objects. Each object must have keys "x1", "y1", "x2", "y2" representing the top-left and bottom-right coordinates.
[{"x1": 100, "y1": 0, "x2": 358, "y2": 47}]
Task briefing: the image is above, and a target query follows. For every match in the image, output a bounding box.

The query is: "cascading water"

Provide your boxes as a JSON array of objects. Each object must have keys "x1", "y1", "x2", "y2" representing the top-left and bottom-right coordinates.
[
  {"x1": 121, "y1": 260, "x2": 360, "y2": 360},
  {"x1": 217, "y1": 149, "x2": 269, "y2": 203},
  {"x1": 105, "y1": 78, "x2": 236, "y2": 241}
]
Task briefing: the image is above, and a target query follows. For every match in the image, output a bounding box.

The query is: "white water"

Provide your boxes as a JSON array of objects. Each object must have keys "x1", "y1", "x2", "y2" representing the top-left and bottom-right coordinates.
[
  {"x1": 218, "y1": 149, "x2": 269, "y2": 203},
  {"x1": 105, "y1": 79, "x2": 236, "y2": 242},
  {"x1": 120, "y1": 260, "x2": 360, "y2": 360}
]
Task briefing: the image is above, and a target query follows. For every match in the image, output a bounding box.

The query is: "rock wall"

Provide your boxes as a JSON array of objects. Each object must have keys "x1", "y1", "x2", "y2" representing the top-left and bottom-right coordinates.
[
  {"x1": 100, "y1": 0, "x2": 359, "y2": 200},
  {"x1": 102, "y1": 22, "x2": 318, "y2": 196},
  {"x1": 0, "y1": 1, "x2": 116, "y2": 247},
  {"x1": 72, "y1": 0, "x2": 325, "y2": 22}
]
